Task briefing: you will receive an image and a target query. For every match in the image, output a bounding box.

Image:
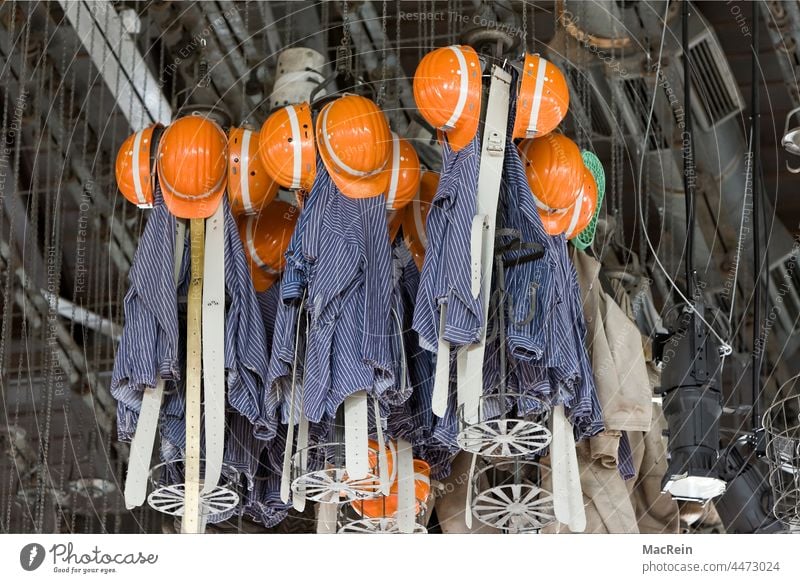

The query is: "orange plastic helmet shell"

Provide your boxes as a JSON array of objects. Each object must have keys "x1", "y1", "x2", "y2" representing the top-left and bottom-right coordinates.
[
  {"x1": 537, "y1": 166, "x2": 599, "y2": 238},
  {"x1": 519, "y1": 134, "x2": 584, "y2": 212},
  {"x1": 402, "y1": 170, "x2": 438, "y2": 271},
  {"x1": 355, "y1": 438, "x2": 398, "y2": 493},
  {"x1": 387, "y1": 209, "x2": 403, "y2": 242},
  {"x1": 513, "y1": 53, "x2": 570, "y2": 140},
  {"x1": 237, "y1": 200, "x2": 299, "y2": 292},
  {"x1": 316, "y1": 95, "x2": 392, "y2": 198},
  {"x1": 413, "y1": 45, "x2": 482, "y2": 152},
  {"x1": 385, "y1": 133, "x2": 421, "y2": 211},
  {"x1": 157, "y1": 116, "x2": 228, "y2": 219},
  {"x1": 538, "y1": 207, "x2": 570, "y2": 236},
  {"x1": 228, "y1": 127, "x2": 279, "y2": 216},
  {"x1": 115, "y1": 123, "x2": 162, "y2": 208},
  {"x1": 564, "y1": 167, "x2": 598, "y2": 239},
  {"x1": 351, "y1": 459, "x2": 431, "y2": 519},
  {"x1": 258, "y1": 103, "x2": 316, "y2": 191}
]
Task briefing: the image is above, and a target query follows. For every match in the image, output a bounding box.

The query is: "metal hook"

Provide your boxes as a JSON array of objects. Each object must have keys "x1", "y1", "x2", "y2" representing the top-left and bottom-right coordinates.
[{"x1": 782, "y1": 106, "x2": 800, "y2": 173}]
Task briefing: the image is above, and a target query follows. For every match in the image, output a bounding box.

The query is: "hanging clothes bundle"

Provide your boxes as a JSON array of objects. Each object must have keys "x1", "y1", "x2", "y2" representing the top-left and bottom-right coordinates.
[{"x1": 111, "y1": 115, "x2": 278, "y2": 533}]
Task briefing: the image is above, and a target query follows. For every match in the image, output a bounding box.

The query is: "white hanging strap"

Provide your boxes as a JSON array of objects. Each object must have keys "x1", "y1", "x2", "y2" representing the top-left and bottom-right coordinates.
[
  {"x1": 373, "y1": 395, "x2": 391, "y2": 495},
  {"x1": 344, "y1": 390, "x2": 369, "y2": 479},
  {"x1": 292, "y1": 410, "x2": 309, "y2": 512},
  {"x1": 551, "y1": 405, "x2": 586, "y2": 532},
  {"x1": 464, "y1": 452, "x2": 478, "y2": 529},
  {"x1": 469, "y1": 215, "x2": 486, "y2": 299},
  {"x1": 316, "y1": 496, "x2": 339, "y2": 534},
  {"x1": 457, "y1": 65, "x2": 511, "y2": 425},
  {"x1": 431, "y1": 305, "x2": 450, "y2": 418},
  {"x1": 280, "y1": 296, "x2": 306, "y2": 503},
  {"x1": 396, "y1": 438, "x2": 416, "y2": 534},
  {"x1": 182, "y1": 218, "x2": 205, "y2": 534},
  {"x1": 124, "y1": 219, "x2": 185, "y2": 509},
  {"x1": 201, "y1": 203, "x2": 226, "y2": 495},
  {"x1": 292, "y1": 339, "x2": 310, "y2": 512}
]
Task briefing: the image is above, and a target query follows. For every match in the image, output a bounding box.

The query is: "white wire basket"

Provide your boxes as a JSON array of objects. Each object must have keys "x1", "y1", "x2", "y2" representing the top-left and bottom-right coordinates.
[
  {"x1": 457, "y1": 394, "x2": 551, "y2": 458},
  {"x1": 763, "y1": 393, "x2": 800, "y2": 526},
  {"x1": 147, "y1": 460, "x2": 240, "y2": 524},
  {"x1": 470, "y1": 459, "x2": 555, "y2": 533},
  {"x1": 291, "y1": 442, "x2": 385, "y2": 504},
  {"x1": 338, "y1": 517, "x2": 428, "y2": 534}
]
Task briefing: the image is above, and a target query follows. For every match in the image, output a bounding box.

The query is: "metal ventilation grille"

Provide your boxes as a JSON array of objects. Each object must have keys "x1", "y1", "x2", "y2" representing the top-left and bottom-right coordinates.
[
  {"x1": 686, "y1": 35, "x2": 743, "y2": 130},
  {"x1": 563, "y1": 64, "x2": 612, "y2": 137},
  {"x1": 621, "y1": 77, "x2": 669, "y2": 151},
  {"x1": 768, "y1": 255, "x2": 800, "y2": 338}
]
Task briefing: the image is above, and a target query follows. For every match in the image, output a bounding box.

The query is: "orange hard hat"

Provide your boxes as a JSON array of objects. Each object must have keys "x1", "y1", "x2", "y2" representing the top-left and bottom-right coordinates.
[
  {"x1": 156, "y1": 115, "x2": 228, "y2": 219},
  {"x1": 237, "y1": 200, "x2": 299, "y2": 292},
  {"x1": 316, "y1": 95, "x2": 392, "y2": 198},
  {"x1": 115, "y1": 123, "x2": 162, "y2": 208},
  {"x1": 353, "y1": 438, "x2": 398, "y2": 494},
  {"x1": 538, "y1": 166, "x2": 599, "y2": 237},
  {"x1": 538, "y1": 208, "x2": 570, "y2": 236},
  {"x1": 351, "y1": 459, "x2": 431, "y2": 519},
  {"x1": 227, "y1": 127, "x2": 279, "y2": 216},
  {"x1": 564, "y1": 167, "x2": 598, "y2": 240},
  {"x1": 402, "y1": 170, "x2": 438, "y2": 271},
  {"x1": 258, "y1": 103, "x2": 316, "y2": 191},
  {"x1": 387, "y1": 209, "x2": 403, "y2": 242},
  {"x1": 513, "y1": 53, "x2": 570, "y2": 140},
  {"x1": 414, "y1": 45, "x2": 482, "y2": 152},
  {"x1": 385, "y1": 133, "x2": 421, "y2": 211},
  {"x1": 519, "y1": 134, "x2": 584, "y2": 212}
]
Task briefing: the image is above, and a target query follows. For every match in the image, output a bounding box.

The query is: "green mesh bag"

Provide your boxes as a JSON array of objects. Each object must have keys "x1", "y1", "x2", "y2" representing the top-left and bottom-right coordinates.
[{"x1": 572, "y1": 150, "x2": 606, "y2": 251}]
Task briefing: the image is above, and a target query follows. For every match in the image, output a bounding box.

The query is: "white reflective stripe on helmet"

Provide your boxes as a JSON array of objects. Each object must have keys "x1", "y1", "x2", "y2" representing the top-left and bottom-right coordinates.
[
  {"x1": 413, "y1": 195, "x2": 428, "y2": 248},
  {"x1": 131, "y1": 129, "x2": 148, "y2": 206},
  {"x1": 565, "y1": 194, "x2": 585, "y2": 238},
  {"x1": 245, "y1": 215, "x2": 279, "y2": 275},
  {"x1": 443, "y1": 46, "x2": 469, "y2": 130},
  {"x1": 531, "y1": 191, "x2": 563, "y2": 213},
  {"x1": 385, "y1": 133, "x2": 401, "y2": 210},
  {"x1": 321, "y1": 105, "x2": 370, "y2": 177},
  {"x1": 286, "y1": 106, "x2": 303, "y2": 189},
  {"x1": 526, "y1": 57, "x2": 548, "y2": 135},
  {"x1": 240, "y1": 129, "x2": 254, "y2": 213},
  {"x1": 414, "y1": 471, "x2": 430, "y2": 488}
]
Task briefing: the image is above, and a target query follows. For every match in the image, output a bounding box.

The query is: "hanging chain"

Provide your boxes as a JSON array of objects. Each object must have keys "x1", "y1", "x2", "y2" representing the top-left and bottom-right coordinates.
[
  {"x1": 522, "y1": 1, "x2": 528, "y2": 54},
  {"x1": 1, "y1": 0, "x2": 21, "y2": 533},
  {"x1": 243, "y1": 0, "x2": 250, "y2": 121},
  {"x1": 615, "y1": 9, "x2": 625, "y2": 248},
  {"x1": 431, "y1": 0, "x2": 436, "y2": 46},
  {"x1": 377, "y1": 0, "x2": 388, "y2": 106},
  {"x1": 418, "y1": 0, "x2": 423, "y2": 62},
  {"x1": 447, "y1": 0, "x2": 453, "y2": 44},
  {"x1": 395, "y1": 0, "x2": 402, "y2": 123},
  {"x1": 337, "y1": 0, "x2": 353, "y2": 77}
]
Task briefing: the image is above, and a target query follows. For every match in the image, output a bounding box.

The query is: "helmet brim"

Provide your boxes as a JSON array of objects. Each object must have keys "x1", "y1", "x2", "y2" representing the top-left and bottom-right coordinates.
[
  {"x1": 443, "y1": 106, "x2": 480, "y2": 152},
  {"x1": 319, "y1": 146, "x2": 391, "y2": 199},
  {"x1": 159, "y1": 173, "x2": 226, "y2": 219},
  {"x1": 248, "y1": 258, "x2": 278, "y2": 293}
]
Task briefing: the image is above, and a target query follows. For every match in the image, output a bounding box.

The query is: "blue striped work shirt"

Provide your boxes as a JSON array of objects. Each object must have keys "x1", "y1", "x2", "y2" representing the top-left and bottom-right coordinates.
[
  {"x1": 412, "y1": 133, "x2": 483, "y2": 351},
  {"x1": 111, "y1": 188, "x2": 181, "y2": 441},
  {"x1": 269, "y1": 159, "x2": 399, "y2": 424},
  {"x1": 111, "y1": 189, "x2": 274, "y2": 446}
]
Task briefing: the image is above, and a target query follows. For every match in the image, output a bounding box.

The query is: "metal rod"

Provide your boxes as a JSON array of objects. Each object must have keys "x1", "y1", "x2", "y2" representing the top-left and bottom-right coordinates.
[
  {"x1": 751, "y1": 1, "x2": 763, "y2": 434},
  {"x1": 682, "y1": 0, "x2": 695, "y2": 306}
]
